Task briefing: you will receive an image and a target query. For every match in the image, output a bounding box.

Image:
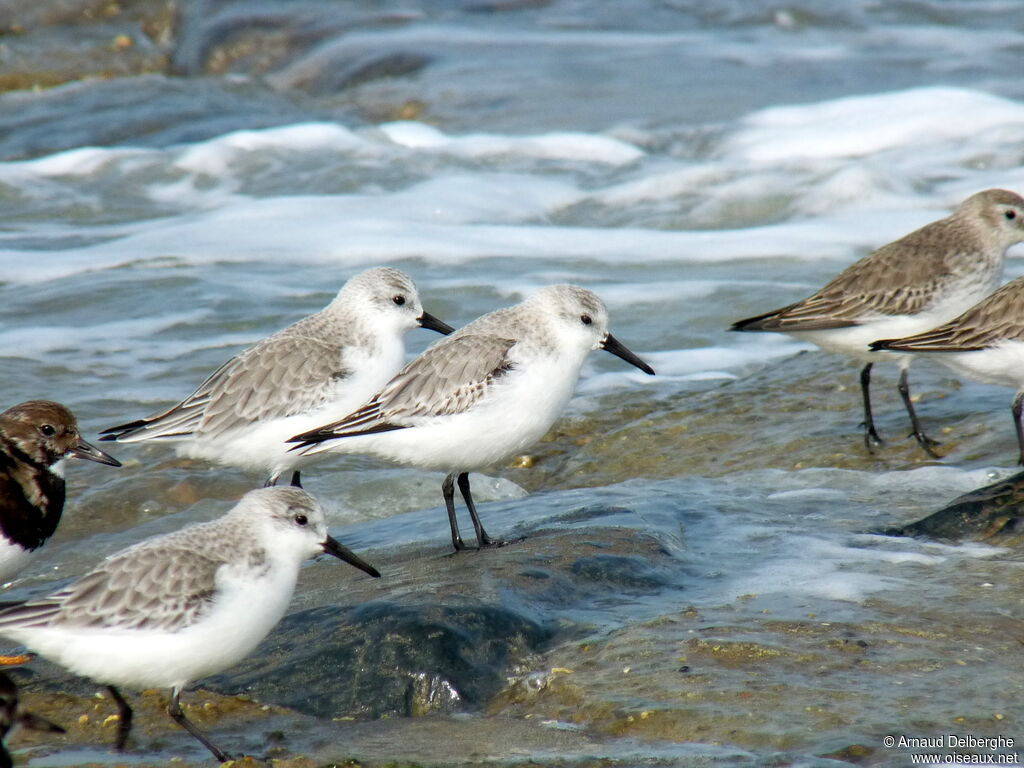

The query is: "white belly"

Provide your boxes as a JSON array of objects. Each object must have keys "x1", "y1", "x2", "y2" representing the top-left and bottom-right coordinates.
[
  {"x1": 309, "y1": 356, "x2": 582, "y2": 472},
  {"x1": 929, "y1": 341, "x2": 1024, "y2": 390},
  {"x1": 182, "y1": 342, "x2": 408, "y2": 478},
  {"x1": 0, "y1": 539, "x2": 35, "y2": 585},
  {"x1": 0, "y1": 560, "x2": 298, "y2": 690},
  {"x1": 790, "y1": 312, "x2": 959, "y2": 364}
]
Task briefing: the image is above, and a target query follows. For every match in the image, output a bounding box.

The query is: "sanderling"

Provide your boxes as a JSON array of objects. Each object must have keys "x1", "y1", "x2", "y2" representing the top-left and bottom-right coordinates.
[
  {"x1": 731, "y1": 189, "x2": 1024, "y2": 455},
  {"x1": 871, "y1": 274, "x2": 1024, "y2": 465},
  {"x1": 0, "y1": 671, "x2": 65, "y2": 768},
  {"x1": 0, "y1": 401, "x2": 120, "y2": 584},
  {"x1": 0, "y1": 485, "x2": 379, "y2": 762},
  {"x1": 100, "y1": 267, "x2": 454, "y2": 487},
  {"x1": 289, "y1": 284, "x2": 655, "y2": 552}
]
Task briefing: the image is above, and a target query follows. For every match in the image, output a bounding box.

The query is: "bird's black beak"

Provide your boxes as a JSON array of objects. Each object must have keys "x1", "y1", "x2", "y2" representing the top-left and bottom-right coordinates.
[
  {"x1": 69, "y1": 438, "x2": 121, "y2": 467},
  {"x1": 418, "y1": 311, "x2": 455, "y2": 335},
  {"x1": 601, "y1": 333, "x2": 655, "y2": 375},
  {"x1": 321, "y1": 535, "x2": 381, "y2": 578}
]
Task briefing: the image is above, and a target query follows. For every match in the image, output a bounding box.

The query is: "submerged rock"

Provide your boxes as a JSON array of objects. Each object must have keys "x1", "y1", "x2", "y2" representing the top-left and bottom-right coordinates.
[
  {"x1": 205, "y1": 601, "x2": 553, "y2": 719},
  {"x1": 883, "y1": 469, "x2": 1024, "y2": 543}
]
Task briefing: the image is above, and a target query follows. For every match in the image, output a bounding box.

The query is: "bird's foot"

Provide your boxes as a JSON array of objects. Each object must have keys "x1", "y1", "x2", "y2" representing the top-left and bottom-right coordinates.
[
  {"x1": 449, "y1": 537, "x2": 472, "y2": 554},
  {"x1": 477, "y1": 533, "x2": 526, "y2": 549},
  {"x1": 910, "y1": 431, "x2": 942, "y2": 458},
  {"x1": 861, "y1": 424, "x2": 885, "y2": 452}
]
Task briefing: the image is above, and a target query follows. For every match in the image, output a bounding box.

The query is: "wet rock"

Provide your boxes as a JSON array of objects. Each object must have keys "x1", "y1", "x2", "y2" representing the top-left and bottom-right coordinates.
[
  {"x1": 883, "y1": 469, "x2": 1024, "y2": 543},
  {"x1": 0, "y1": 74, "x2": 322, "y2": 160},
  {"x1": 205, "y1": 601, "x2": 553, "y2": 719},
  {"x1": 268, "y1": 47, "x2": 433, "y2": 95},
  {"x1": 569, "y1": 553, "x2": 670, "y2": 592},
  {"x1": 0, "y1": 0, "x2": 177, "y2": 92},
  {"x1": 524, "y1": 350, "x2": 1011, "y2": 491},
  {"x1": 169, "y1": 0, "x2": 334, "y2": 77}
]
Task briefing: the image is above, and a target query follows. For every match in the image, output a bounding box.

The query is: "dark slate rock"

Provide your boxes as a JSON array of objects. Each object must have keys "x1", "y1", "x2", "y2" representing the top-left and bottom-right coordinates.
[{"x1": 883, "y1": 470, "x2": 1024, "y2": 543}]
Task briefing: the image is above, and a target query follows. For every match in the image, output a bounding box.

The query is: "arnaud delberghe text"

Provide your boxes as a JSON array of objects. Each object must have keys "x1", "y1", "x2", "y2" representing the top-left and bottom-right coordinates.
[{"x1": 897, "y1": 736, "x2": 1015, "y2": 750}]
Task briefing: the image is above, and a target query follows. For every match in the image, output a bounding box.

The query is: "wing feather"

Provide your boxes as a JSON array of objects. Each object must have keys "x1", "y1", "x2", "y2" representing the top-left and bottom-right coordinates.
[
  {"x1": 102, "y1": 327, "x2": 349, "y2": 441},
  {"x1": 293, "y1": 334, "x2": 516, "y2": 444},
  {"x1": 733, "y1": 217, "x2": 980, "y2": 332},
  {"x1": 0, "y1": 547, "x2": 224, "y2": 633},
  {"x1": 872, "y1": 277, "x2": 1024, "y2": 352}
]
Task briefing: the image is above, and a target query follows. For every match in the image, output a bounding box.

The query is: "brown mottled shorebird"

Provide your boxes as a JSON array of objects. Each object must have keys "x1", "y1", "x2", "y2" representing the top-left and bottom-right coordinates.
[
  {"x1": 731, "y1": 189, "x2": 1024, "y2": 455},
  {"x1": 872, "y1": 273, "x2": 1024, "y2": 465}
]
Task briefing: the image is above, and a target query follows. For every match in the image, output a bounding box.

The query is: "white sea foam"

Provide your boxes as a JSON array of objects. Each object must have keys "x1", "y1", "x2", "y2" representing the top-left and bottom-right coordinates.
[
  {"x1": 175, "y1": 123, "x2": 371, "y2": 176},
  {"x1": 724, "y1": 528, "x2": 998, "y2": 604},
  {"x1": 379, "y1": 121, "x2": 644, "y2": 165},
  {"x1": 577, "y1": 339, "x2": 812, "y2": 393},
  {"x1": 2, "y1": 86, "x2": 1021, "y2": 289},
  {"x1": 0, "y1": 312, "x2": 206, "y2": 358},
  {"x1": 721, "y1": 87, "x2": 1024, "y2": 164},
  {"x1": 3, "y1": 145, "x2": 159, "y2": 178}
]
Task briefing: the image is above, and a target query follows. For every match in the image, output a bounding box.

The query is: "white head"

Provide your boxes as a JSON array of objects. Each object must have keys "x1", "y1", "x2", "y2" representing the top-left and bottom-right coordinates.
[
  {"x1": 956, "y1": 188, "x2": 1024, "y2": 248},
  {"x1": 331, "y1": 267, "x2": 453, "y2": 337},
  {"x1": 527, "y1": 285, "x2": 655, "y2": 375},
  {"x1": 232, "y1": 487, "x2": 379, "y2": 578}
]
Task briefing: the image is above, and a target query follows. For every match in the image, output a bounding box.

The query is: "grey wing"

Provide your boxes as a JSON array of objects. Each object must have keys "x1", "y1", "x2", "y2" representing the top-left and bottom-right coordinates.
[
  {"x1": 106, "y1": 333, "x2": 349, "y2": 440},
  {"x1": 874, "y1": 279, "x2": 1024, "y2": 352},
  {"x1": 0, "y1": 547, "x2": 225, "y2": 632},
  {"x1": 195, "y1": 333, "x2": 349, "y2": 434},
  {"x1": 295, "y1": 334, "x2": 516, "y2": 441}
]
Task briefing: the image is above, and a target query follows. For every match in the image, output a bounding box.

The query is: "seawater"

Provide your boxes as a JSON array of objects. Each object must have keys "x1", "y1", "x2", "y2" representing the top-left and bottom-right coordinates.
[{"x1": 2, "y1": 1, "x2": 1024, "y2": 764}]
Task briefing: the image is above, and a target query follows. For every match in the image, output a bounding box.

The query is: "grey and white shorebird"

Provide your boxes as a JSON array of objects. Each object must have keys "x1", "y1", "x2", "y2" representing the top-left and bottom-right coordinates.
[
  {"x1": 0, "y1": 671, "x2": 65, "y2": 768},
  {"x1": 0, "y1": 486, "x2": 379, "y2": 763},
  {"x1": 289, "y1": 284, "x2": 655, "y2": 552},
  {"x1": 731, "y1": 188, "x2": 1024, "y2": 455},
  {"x1": 0, "y1": 401, "x2": 120, "y2": 584},
  {"x1": 871, "y1": 274, "x2": 1024, "y2": 465},
  {"x1": 100, "y1": 267, "x2": 453, "y2": 487}
]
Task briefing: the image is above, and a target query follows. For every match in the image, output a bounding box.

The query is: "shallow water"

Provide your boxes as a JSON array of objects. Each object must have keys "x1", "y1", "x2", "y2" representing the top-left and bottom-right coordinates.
[{"x1": 3, "y1": 0, "x2": 1024, "y2": 766}]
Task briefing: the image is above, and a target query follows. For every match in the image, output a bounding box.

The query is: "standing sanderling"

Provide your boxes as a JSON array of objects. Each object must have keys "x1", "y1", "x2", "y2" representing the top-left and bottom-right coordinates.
[
  {"x1": 0, "y1": 485, "x2": 379, "y2": 762},
  {"x1": 0, "y1": 401, "x2": 121, "y2": 584},
  {"x1": 100, "y1": 267, "x2": 454, "y2": 487},
  {"x1": 289, "y1": 284, "x2": 655, "y2": 552},
  {"x1": 731, "y1": 189, "x2": 1024, "y2": 455},
  {"x1": 871, "y1": 274, "x2": 1024, "y2": 465}
]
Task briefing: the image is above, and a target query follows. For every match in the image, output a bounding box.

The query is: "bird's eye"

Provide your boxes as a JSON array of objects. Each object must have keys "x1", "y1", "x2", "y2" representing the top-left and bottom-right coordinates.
[
  {"x1": 580, "y1": 314, "x2": 593, "y2": 326},
  {"x1": 294, "y1": 514, "x2": 308, "y2": 526},
  {"x1": 39, "y1": 424, "x2": 56, "y2": 437},
  {"x1": 392, "y1": 295, "x2": 406, "y2": 306},
  {"x1": 1007, "y1": 210, "x2": 1018, "y2": 221}
]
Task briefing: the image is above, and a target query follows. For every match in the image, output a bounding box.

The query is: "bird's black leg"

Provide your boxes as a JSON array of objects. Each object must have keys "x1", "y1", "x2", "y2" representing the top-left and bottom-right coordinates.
[
  {"x1": 1012, "y1": 391, "x2": 1024, "y2": 467},
  {"x1": 167, "y1": 688, "x2": 231, "y2": 764},
  {"x1": 106, "y1": 686, "x2": 133, "y2": 751},
  {"x1": 897, "y1": 367, "x2": 940, "y2": 457},
  {"x1": 457, "y1": 472, "x2": 506, "y2": 548},
  {"x1": 289, "y1": 471, "x2": 302, "y2": 488},
  {"x1": 443, "y1": 473, "x2": 469, "y2": 552},
  {"x1": 860, "y1": 363, "x2": 885, "y2": 450}
]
